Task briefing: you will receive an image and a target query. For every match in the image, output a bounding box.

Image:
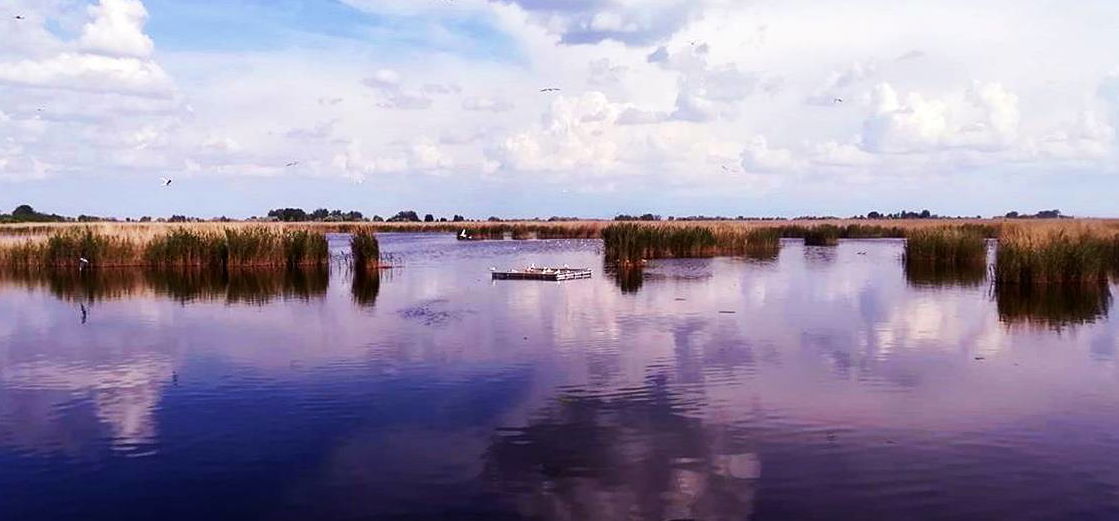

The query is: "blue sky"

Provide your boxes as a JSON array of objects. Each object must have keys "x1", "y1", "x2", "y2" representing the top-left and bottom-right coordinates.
[{"x1": 1, "y1": 0, "x2": 1118, "y2": 219}]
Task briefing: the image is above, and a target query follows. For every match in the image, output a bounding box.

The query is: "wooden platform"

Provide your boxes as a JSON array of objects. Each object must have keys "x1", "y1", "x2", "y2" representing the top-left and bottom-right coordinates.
[{"x1": 492, "y1": 267, "x2": 593, "y2": 281}]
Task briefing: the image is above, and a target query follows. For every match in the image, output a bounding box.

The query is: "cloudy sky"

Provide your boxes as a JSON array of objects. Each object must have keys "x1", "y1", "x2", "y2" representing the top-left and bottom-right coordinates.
[{"x1": 1, "y1": 0, "x2": 1117, "y2": 218}]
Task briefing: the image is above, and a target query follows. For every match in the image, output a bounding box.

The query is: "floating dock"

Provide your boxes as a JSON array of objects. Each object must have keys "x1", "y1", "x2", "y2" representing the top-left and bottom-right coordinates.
[{"x1": 492, "y1": 267, "x2": 593, "y2": 281}]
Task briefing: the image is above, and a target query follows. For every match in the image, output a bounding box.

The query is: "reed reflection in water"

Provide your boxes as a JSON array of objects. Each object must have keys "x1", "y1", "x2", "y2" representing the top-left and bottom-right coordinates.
[{"x1": 0, "y1": 266, "x2": 329, "y2": 305}]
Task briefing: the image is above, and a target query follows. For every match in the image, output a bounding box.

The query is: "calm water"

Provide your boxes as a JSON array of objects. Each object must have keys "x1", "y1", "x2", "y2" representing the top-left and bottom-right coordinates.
[{"x1": 1, "y1": 234, "x2": 1118, "y2": 521}]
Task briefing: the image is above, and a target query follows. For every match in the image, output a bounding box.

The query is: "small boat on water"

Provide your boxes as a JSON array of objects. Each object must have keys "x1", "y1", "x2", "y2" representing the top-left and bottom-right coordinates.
[{"x1": 491, "y1": 265, "x2": 592, "y2": 281}]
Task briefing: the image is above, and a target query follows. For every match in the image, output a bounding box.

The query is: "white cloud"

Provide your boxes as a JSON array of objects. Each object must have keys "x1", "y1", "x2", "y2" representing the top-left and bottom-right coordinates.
[
  {"x1": 861, "y1": 83, "x2": 950, "y2": 153},
  {"x1": 79, "y1": 0, "x2": 154, "y2": 58},
  {"x1": 740, "y1": 136, "x2": 800, "y2": 173}
]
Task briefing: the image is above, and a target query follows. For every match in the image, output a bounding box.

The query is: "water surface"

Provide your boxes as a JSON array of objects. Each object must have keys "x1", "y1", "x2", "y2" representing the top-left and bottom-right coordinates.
[{"x1": 1, "y1": 235, "x2": 1117, "y2": 520}]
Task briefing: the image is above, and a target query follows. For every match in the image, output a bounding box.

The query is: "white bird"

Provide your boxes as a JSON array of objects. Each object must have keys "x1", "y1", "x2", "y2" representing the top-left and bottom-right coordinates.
[
  {"x1": 79, "y1": 257, "x2": 90, "y2": 270},
  {"x1": 160, "y1": 177, "x2": 172, "y2": 186}
]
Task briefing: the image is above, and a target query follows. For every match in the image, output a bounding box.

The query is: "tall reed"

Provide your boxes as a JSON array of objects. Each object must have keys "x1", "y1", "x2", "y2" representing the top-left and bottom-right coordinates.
[
  {"x1": 905, "y1": 227, "x2": 987, "y2": 266},
  {"x1": 350, "y1": 230, "x2": 381, "y2": 270},
  {"x1": 0, "y1": 227, "x2": 329, "y2": 268},
  {"x1": 802, "y1": 225, "x2": 841, "y2": 246},
  {"x1": 995, "y1": 228, "x2": 1111, "y2": 287}
]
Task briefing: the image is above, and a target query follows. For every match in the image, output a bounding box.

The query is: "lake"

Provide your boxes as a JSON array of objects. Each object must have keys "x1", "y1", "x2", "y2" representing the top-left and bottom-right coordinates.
[{"x1": 1, "y1": 234, "x2": 1117, "y2": 520}]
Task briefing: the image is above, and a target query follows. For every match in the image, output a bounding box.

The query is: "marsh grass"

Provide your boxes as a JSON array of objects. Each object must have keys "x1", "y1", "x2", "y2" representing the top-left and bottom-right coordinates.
[
  {"x1": 995, "y1": 227, "x2": 1112, "y2": 287},
  {"x1": 350, "y1": 231, "x2": 381, "y2": 270},
  {"x1": 905, "y1": 227, "x2": 988, "y2": 265},
  {"x1": 802, "y1": 225, "x2": 841, "y2": 246},
  {"x1": 0, "y1": 227, "x2": 330, "y2": 268},
  {"x1": 601, "y1": 223, "x2": 785, "y2": 264}
]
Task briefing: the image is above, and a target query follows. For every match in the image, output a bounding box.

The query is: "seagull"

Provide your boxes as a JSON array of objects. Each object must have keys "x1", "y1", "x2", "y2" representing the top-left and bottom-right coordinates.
[
  {"x1": 285, "y1": 161, "x2": 299, "y2": 167},
  {"x1": 79, "y1": 257, "x2": 90, "y2": 270},
  {"x1": 161, "y1": 177, "x2": 172, "y2": 186},
  {"x1": 14, "y1": 15, "x2": 24, "y2": 20},
  {"x1": 833, "y1": 97, "x2": 844, "y2": 104},
  {"x1": 539, "y1": 88, "x2": 561, "y2": 93}
]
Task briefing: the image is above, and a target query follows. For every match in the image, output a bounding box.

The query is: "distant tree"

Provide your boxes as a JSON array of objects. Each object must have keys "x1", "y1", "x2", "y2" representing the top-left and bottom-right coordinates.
[
  {"x1": 438, "y1": 217, "x2": 447, "y2": 222},
  {"x1": 487, "y1": 216, "x2": 503, "y2": 222},
  {"x1": 371, "y1": 215, "x2": 384, "y2": 222},
  {"x1": 424, "y1": 214, "x2": 435, "y2": 222},
  {"x1": 919, "y1": 209, "x2": 931, "y2": 219},
  {"x1": 1036, "y1": 209, "x2": 1062, "y2": 219},
  {"x1": 12, "y1": 205, "x2": 35, "y2": 217},
  {"x1": 867, "y1": 211, "x2": 882, "y2": 219},
  {"x1": 452, "y1": 214, "x2": 465, "y2": 222},
  {"x1": 138, "y1": 216, "x2": 152, "y2": 222},
  {"x1": 310, "y1": 208, "x2": 329, "y2": 220},
  {"x1": 1004, "y1": 211, "x2": 1020, "y2": 218},
  {"x1": 345, "y1": 211, "x2": 364, "y2": 221},
  {"x1": 268, "y1": 208, "x2": 309, "y2": 222},
  {"x1": 169, "y1": 215, "x2": 189, "y2": 223},
  {"x1": 388, "y1": 210, "x2": 421, "y2": 222}
]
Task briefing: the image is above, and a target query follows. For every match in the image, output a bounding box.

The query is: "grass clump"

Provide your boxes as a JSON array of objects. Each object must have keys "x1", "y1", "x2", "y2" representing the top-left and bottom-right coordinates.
[
  {"x1": 905, "y1": 227, "x2": 987, "y2": 266},
  {"x1": 995, "y1": 228, "x2": 1111, "y2": 287},
  {"x1": 802, "y1": 225, "x2": 841, "y2": 246},
  {"x1": 904, "y1": 227, "x2": 988, "y2": 287},
  {"x1": 0, "y1": 228, "x2": 138, "y2": 268},
  {"x1": 280, "y1": 230, "x2": 329, "y2": 267},
  {"x1": 603, "y1": 223, "x2": 783, "y2": 264},
  {"x1": 350, "y1": 230, "x2": 381, "y2": 270},
  {"x1": 0, "y1": 227, "x2": 330, "y2": 268}
]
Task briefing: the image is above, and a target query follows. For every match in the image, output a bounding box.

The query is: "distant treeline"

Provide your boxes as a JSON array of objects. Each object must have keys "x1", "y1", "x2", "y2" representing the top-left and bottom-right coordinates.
[
  {"x1": 1003, "y1": 210, "x2": 1066, "y2": 219},
  {"x1": 0, "y1": 204, "x2": 1074, "y2": 224},
  {"x1": 0, "y1": 205, "x2": 68, "y2": 223}
]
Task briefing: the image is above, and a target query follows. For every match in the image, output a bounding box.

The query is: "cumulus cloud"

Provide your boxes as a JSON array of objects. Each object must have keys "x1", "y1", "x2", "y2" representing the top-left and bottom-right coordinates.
[
  {"x1": 489, "y1": 91, "x2": 621, "y2": 173},
  {"x1": 79, "y1": 0, "x2": 154, "y2": 58},
  {"x1": 861, "y1": 82, "x2": 1022, "y2": 154},
  {"x1": 0, "y1": 53, "x2": 172, "y2": 96},
  {"x1": 861, "y1": 83, "x2": 950, "y2": 153},
  {"x1": 740, "y1": 135, "x2": 800, "y2": 173}
]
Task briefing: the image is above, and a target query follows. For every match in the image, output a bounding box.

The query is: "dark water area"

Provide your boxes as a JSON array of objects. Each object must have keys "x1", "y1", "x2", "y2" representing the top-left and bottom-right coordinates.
[{"x1": 1, "y1": 234, "x2": 1118, "y2": 521}]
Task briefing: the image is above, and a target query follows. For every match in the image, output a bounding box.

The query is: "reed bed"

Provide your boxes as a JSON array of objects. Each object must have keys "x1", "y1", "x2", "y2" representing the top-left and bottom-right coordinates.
[
  {"x1": 904, "y1": 227, "x2": 988, "y2": 266},
  {"x1": 994, "y1": 227, "x2": 1114, "y2": 287},
  {"x1": 0, "y1": 227, "x2": 329, "y2": 268},
  {"x1": 802, "y1": 225, "x2": 841, "y2": 246},
  {"x1": 350, "y1": 230, "x2": 381, "y2": 270},
  {"x1": 602, "y1": 223, "x2": 782, "y2": 264}
]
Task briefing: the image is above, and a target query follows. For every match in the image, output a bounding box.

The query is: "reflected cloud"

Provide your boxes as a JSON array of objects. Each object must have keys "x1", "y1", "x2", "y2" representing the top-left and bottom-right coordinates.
[{"x1": 485, "y1": 374, "x2": 758, "y2": 521}]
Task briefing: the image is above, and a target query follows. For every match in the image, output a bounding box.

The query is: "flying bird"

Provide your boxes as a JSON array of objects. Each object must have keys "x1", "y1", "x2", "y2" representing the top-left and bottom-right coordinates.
[
  {"x1": 285, "y1": 161, "x2": 299, "y2": 167},
  {"x1": 14, "y1": 15, "x2": 24, "y2": 20},
  {"x1": 539, "y1": 88, "x2": 561, "y2": 93},
  {"x1": 833, "y1": 98, "x2": 844, "y2": 104},
  {"x1": 161, "y1": 177, "x2": 172, "y2": 186}
]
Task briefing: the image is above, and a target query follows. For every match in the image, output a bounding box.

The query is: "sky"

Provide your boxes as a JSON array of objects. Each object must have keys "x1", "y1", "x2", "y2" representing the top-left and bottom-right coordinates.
[{"x1": 0, "y1": 0, "x2": 1117, "y2": 219}]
